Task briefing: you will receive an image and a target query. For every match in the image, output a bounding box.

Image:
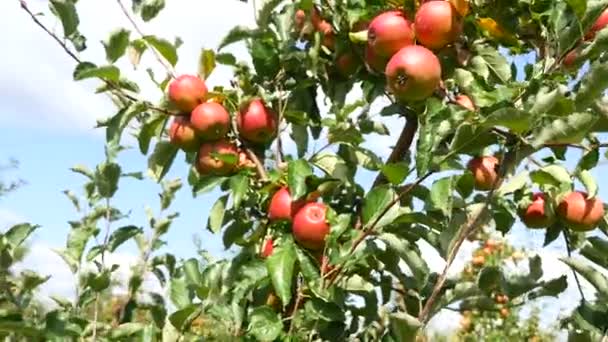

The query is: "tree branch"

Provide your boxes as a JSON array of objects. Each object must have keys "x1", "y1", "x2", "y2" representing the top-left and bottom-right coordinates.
[
  {"x1": 18, "y1": 0, "x2": 178, "y2": 116},
  {"x1": 372, "y1": 114, "x2": 419, "y2": 187},
  {"x1": 563, "y1": 230, "x2": 587, "y2": 302},
  {"x1": 115, "y1": 0, "x2": 177, "y2": 79},
  {"x1": 244, "y1": 147, "x2": 268, "y2": 182}
]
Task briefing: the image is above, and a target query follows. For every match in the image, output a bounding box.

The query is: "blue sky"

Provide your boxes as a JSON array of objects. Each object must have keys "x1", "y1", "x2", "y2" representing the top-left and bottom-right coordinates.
[{"x1": 1, "y1": 0, "x2": 607, "y2": 335}]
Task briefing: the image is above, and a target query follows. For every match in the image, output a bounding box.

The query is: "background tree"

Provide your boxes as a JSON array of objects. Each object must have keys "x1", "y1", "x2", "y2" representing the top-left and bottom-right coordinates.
[{"x1": 1, "y1": 0, "x2": 608, "y2": 340}]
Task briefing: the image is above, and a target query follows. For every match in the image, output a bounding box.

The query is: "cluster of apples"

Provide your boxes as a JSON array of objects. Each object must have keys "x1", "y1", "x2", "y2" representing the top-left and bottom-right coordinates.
[
  {"x1": 468, "y1": 156, "x2": 605, "y2": 232},
  {"x1": 365, "y1": 0, "x2": 464, "y2": 101},
  {"x1": 563, "y1": 8, "x2": 608, "y2": 67},
  {"x1": 166, "y1": 74, "x2": 278, "y2": 175},
  {"x1": 262, "y1": 187, "x2": 330, "y2": 258}
]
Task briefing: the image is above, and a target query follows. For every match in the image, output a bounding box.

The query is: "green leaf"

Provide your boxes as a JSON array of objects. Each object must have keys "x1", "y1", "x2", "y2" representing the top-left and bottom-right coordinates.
[
  {"x1": 5, "y1": 223, "x2": 39, "y2": 247},
  {"x1": 86, "y1": 270, "x2": 111, "y2": 291},
  {"x1": 218, "y1": 26, "x2": 260, "y2": 50},
  {"x1": 561, "y1": 257, "x2": 608, "y2": 296},
  {"x1": 530, "y1": 164, "x2": 572, "y2": 187},
  {"x1": 362, "y1": 185, "x2": 395, "y2": 226},
  {"x1": 95, "y1": 162, "x2": 121, "y2": 198},
  {"x1": 266, "y1": 241, "x2": 296, "y2": 306},
  {"x1": 73, "y1": 62, "x2": 120, "y2": 81},
  {"x1": 197, "y1": 49, "x2": 216, "y2": 80},
  {"x1": 427, "y1": 177, "x2": 454, "y2": 217},
  {"x1": 380, "y1": 233, "x2": 429, "y2": 287},
  {"x1": 70, "y1": 164, "x2": 94, "y2": 179},
  {"x1": 311, "y1": 152, "x2": 352, "y2": 182},
  {"x1": 389, "y1": 312, "x2": 421, "y2": 342},
  {"x1": 138, "y1": 114, "x2": 165, "y2": 154},
  {"x1": 170, "y1": 277, "x2": 192, "y2": 309},
  {"x1": 567, "y1": 0, "x2": 587, "y2": 19},
  {"x1": 229, "y1": 175, "x2": 248, "y2": 209},
  {"x1": 290, "y1": 124, "x2": 308, "y2": 158},
  {"x1": 168, "y1": 305, "x2": 199, "y2": 331},
  {"x1": 497, "y1": 170, "x2": 529, "y2": 196},
  {"x1": 65, "y1": 225, "x2": 98, "y2": 272},
  {"x1": 247, "y1": 306, "x2": 282, "y2": 342},
  {"x1": 575, "y1": 61, "x2": 608, "y2": 110},
  {"x1": 108, "y1": 226, "x2": 142, "y2": 252},
  {"x1": 544, "y1": 223, "x2": 563, "y2": 246},
  {"x1": 111, "y1": 323, "x2": 145, "y2": 338},
  {"x1": 470, "y1": 45, "x2": 511, "y2": 83},
  {"x1": 381, "y1": 162, "x2": 410, "y2": 185},
  {"x1": 295, "y1": 247, "x2": 320, "y2": 284},
  {"x1": 207, "y1": 195, "x2": 228, "y2": 234},
  {"x1": 577, "y1": 169, "x2": 598, "y2": 198},
  {"x1": 103, "y1": 28, "x2": 130, "y2": 63},
  {"x1": 482, "y1": 108, "x2": 530, "y2": 133},
  {"x1": 287, "y1": 159, "x2": 313, "y2": 200},
  {"x1": 143, "y1": 35, "x2": 178, "y2": 66},
  {"x1": 251, "y1": 39, "x2": 280, "y2": 78},
  {"x1": 183, "y1": 258, "x2": 202, "y2": 285},
  {"x1": 577, "y1": 148, "x2": 600, "y2": 171},
  {"x1": 216, "y1": 52, "x2": 237, "y2": 65},
  {"x1": 160, "y1": 178, "x2": 182, "y2": 210},
  {"x1": 128, "y1": 39, "x2": 148, "y2": 69},
  {"x1": 49, "y1": 0, "x2": 79, "y2": 36},
  {"x1": 138, "y1": 0, "x2": 166, "y2": 22},
  {"x1": 147, "y1": 141, "x2": 178, "y2": 182}
]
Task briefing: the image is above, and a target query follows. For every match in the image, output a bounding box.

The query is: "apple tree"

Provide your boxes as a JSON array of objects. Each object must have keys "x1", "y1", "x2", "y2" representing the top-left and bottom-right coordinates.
[{"x1": 5, "y1": 0, "x2": 608, "y2": 340}]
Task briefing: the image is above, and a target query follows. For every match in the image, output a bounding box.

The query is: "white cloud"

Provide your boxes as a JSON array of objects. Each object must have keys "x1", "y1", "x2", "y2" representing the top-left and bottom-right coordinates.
[{"x1": 0, "y1": 208, "x2": 27, "y2": 228}]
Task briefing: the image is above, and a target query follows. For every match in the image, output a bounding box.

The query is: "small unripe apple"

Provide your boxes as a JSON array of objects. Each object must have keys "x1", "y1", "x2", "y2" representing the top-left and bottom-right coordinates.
[
  {"x1": 520, "y1": 192, "x2": 556, "y2": 229},
  {"x1": 168, "y1": 75, "x2": 208, "y2": 112},
  {"x1": 262, "y1": 238, "x2": 274, "y2": 258},
  {"x1": 336, "y1": 52, "x2": 359, "y2": 78},
  {"x1": 237, "y1": 99, "x2": 278, "y2": 144},
  {"x1": 467, "y1": 156, "x2": 500, "y2": 191},
  {"x1": 499, "y1": 307, "x2": 509, "y2": 318},
  {"x1": 368, "y1": 11, "x2": 415, "y2": 57},
  {"x1": 585, "y1": 8, "x2": 608, "y2": 40},
  {"x1": 414, "y1": 0, "x2": 463, "y2": 50},
  {"x1": 292, "y1": 202, "x2": 330, "y2": 250},
  {"x1": 454, "y1": 94, "x2": 475, "y2": 111},
  {"x1": 268, "y1": 187, "x2": 305, "y2": 221},
  {"x1": 190, "y1": 102, "x2": 230, "y2": 141},
  {"x1": 196, "y1": 140, "x2": 239, "y2": 176},
  {"x1": 385, "y1": 45, "x2": 442, "y2": 101},
  {"x1": 556, "y1": 191, "x2": 605, "y2": 231},
  {"x1": 168, "y1": 116, "x2": 200, "y2": 152}
]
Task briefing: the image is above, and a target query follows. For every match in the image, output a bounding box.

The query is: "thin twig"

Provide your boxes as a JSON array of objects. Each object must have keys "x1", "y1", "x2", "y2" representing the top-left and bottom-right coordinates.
[
  {"x1": 244, "y1": 147, "x2": 268, "y2": 181},
  {"x1": 372, "y1": 114, "x2": 419, "y2": 187},
  {"x1": 287, "y1": 281, "x2": 304, "y2": 335},
  {"x1": 115, "y1": 0, "x2": 177, "y2": 79},
  {"x1": 92, "y1": 198, "x2": 112, "y2": 340},
  {"x1": 18, "y1": 0, "x2": 177, "y2": 116},
  {"x1": 563, "y1": 230, "x2": 587, "y2": 302}
]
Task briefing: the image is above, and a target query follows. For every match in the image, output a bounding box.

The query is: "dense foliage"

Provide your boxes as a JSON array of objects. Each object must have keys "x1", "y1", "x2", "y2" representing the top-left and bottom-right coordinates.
[{"x1": 2, "y1": 0, "x2": 608, "y2": 340}]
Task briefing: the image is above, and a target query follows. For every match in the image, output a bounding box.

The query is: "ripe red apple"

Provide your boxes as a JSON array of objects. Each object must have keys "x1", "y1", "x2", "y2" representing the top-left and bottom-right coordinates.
[
  {"x1": 316, "y1": 20, "x2": 335, "y2": 49},
  {"x1": 364, "y1": 44, "x2": 389, "y2": 73},
  {"x1": 520, "y1": 192, "x2": 555, "y2": 229},
  {"x1": 190, "y1": 102, "x2": 230, "y2": 141},
  {"x1": 563, "y1": 49, "x2": 578, "y2": 69},
  {"x1": 196, "y1": 140, "x2": 239, "y2": 176},
  {"x1": 414, "y1": 0, "x2": 463, "y2": 50},
  {"x1": 385, "y1": 45, "x2": 442, "y2": 101},
  {"x1": 295, "y1": 9, "x2": 306, "y2": 32},
  {"x1": 268, "y1": 187, "x2": 306, "y2": 221},
  {"x1": 472, "y1": 255, "x2": 485, "y2": 267},
  {"x1": 368, "y1": 11, "x2": 415, "y2": 57},
  {"x1": 262, "y1": 238, "x2": 274, "y2": 258},
  {"x1": 585, "y1": 8, "x2": 608, "y2": 40},
  {"x1": 500, "y1": 308, "x2": 509, "y2": 318},
  {"x1": 556, "y1": 191, "x2": 605, "y2": 231},
  {"x1": 292, "y1": 202, "x2": 330, "y2": 250},
  {"x1": 168, "y1": 75, "x2": 208, "y2": 112},
  {"x1": 168, "y1": 116, "x2": 200, "y2": 152},
  {"x1": 237, "y1": 99, "x2": 277, "y2": 144},
  {"x1": 454, "y1": 94, "x2": 475, "y2": 111},
  {"x1": 467, "y1": 156, "x2": 500, "y2": 191}
]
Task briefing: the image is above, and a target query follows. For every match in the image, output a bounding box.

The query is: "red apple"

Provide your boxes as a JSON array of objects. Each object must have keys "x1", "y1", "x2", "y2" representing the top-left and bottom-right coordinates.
[
  {"x1": 237, "y1": 99, "x2": 277, "y2": 144},
  {"x1": 190, "y1": 102, "x2": 230, "y2": 141},
  {"x1": 385, "y1": 45, "x2": 442, "y2": 101},
  {"x1": 563, "y1": 49, "x2": 578, "y2": 69},
  {"x1": 292, "y1": 202, "x2": 330, "y2": 250},
  {"x1": 367, "y1": 11, "x2": 415, "y2": 57},
  {"x1": 295, "y1": 9, "x2": 306, "y2": 32},
  {"x1": 268, "y1": 187, "x2": 305, "y2": 221},
  {"x1": 196, "y1": 140, "x2": 239, "y2": 176},
  {"x1": 365, "y1": 44, "x2": 389, "y2": 73},
  {"x1": 168, "y1": 75, "x2": 208, "y2": 112},
  {"x1": 520, "y1": 193, "x2": 555, "y2": 229},
  {"x1": 454, "y1": 94, "x2": 475, "y2": 111},
  {"x1": 262, "y1": 238, "x2": 274, "y2": 258},
  {"x1": 316, "y1": 20, "x2": 335, "y2": 49},
  {"x1": 585, "y1": 8, "x2": 608, "y2": 40},
  {"x1": 467, "y1": 156, "x2": 500, "y2": 191},
  {"x1": 168, "y1": 116, "x2": 200, "y2": 152},
  {"x1": 414, "y1": 0, "x2": 463, "y2": 50},
  {"x1": 556, "y1": 191, "x2": 605, "y2": 231}
]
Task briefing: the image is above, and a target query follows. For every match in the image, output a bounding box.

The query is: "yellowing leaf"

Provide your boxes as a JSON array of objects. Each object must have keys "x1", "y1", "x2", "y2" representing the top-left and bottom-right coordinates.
[
  {"x1": 450, "y1": 0, "x2": 470, "y2": 17},
  {"x1": 477, "y1": 18, "x2": 517, "y2": 44}
]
